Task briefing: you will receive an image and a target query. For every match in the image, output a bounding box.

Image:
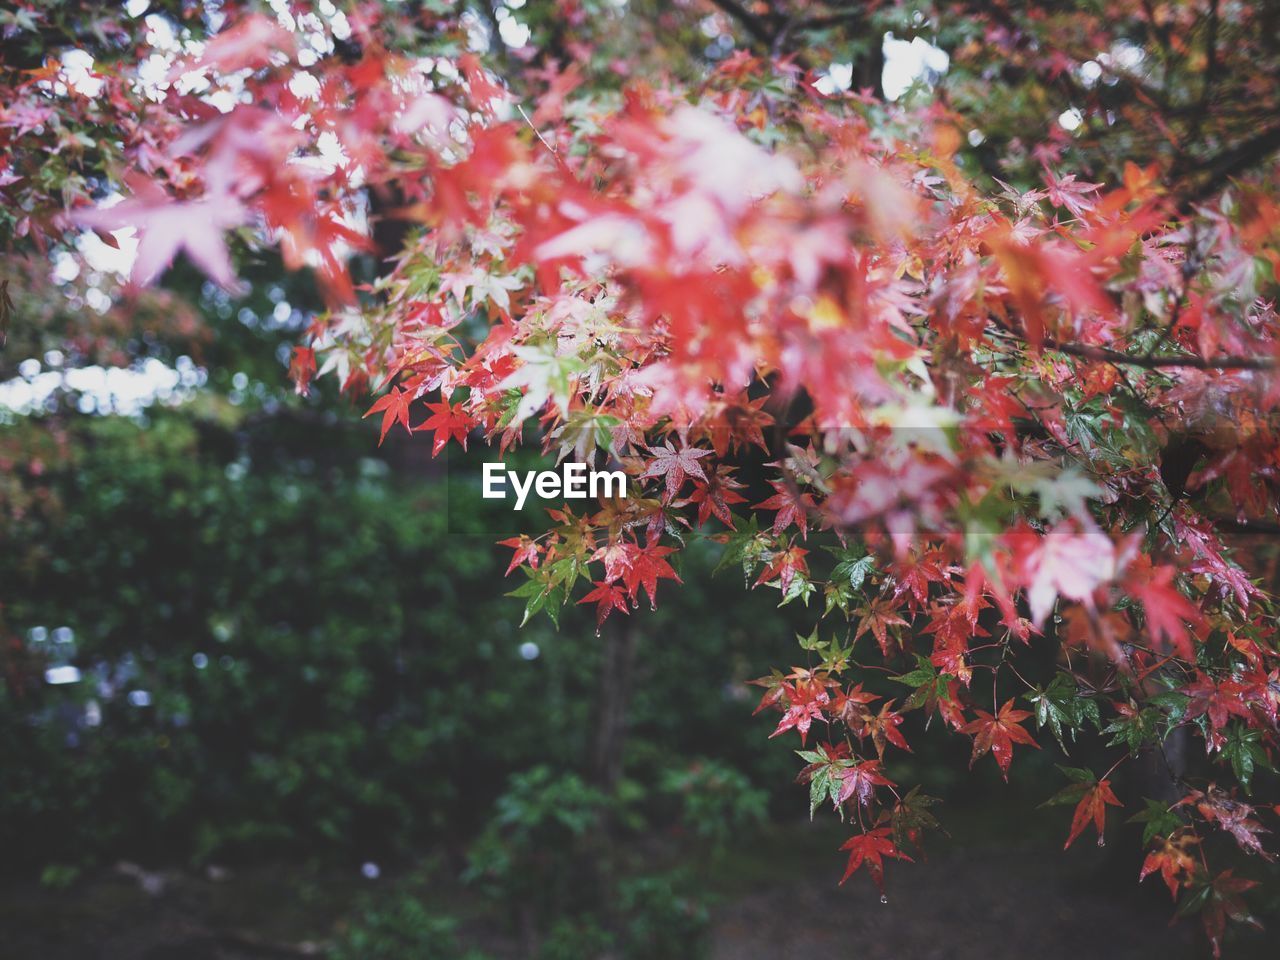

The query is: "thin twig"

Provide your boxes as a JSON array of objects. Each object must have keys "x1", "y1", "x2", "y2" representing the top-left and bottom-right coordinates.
[{"x1": 516, "y1": 103, "x2": 570, "y2": 174}]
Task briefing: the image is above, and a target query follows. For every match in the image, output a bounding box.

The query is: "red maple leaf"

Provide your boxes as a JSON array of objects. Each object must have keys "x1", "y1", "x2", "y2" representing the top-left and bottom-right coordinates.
[
  {"x1": 683, "y1": 464, "x2": 747, "y2": 527},
  {"x1": 1186, "y1": 787, "x2": 1274, "y2": 860},
  {"x1": 416, "y1": 400, "x2": 475, "y2": 456},
  {"x1": 1239, "y1": 665, "x2": 1280, "y2": 726},
  {"x1": 73, "y1": 176, "x2": 246, "y2": 289},
  {"x1": 752, "y1": 481, "x2": 815, "y2": 539},
  {"x1": 1042, "y1": 166, "x2": 1100, "y2": 218},
  {"x1": 1127, "y1": 563, "x2": 1204, "y2": 660},
  {"x1": 1184, "y1": 674, "x2": 1253, "y2": 751},
  {"x1": 619, "y1": 542, "x2": 681, "y2": 609},
  {"x1": 754, "y1": 544, "x2": 809, "y2": 594},
  {"x1": 1017, "y1": 525, "x2": 1116, "y2": 627},
  {"x1": 828, "y1": 683, "x2": 880, "y2": 731},
  {"x1": 289, "y1": 346, "x2": 316, "y2": 397},
  {"x1": 1063, "y1": 779, "x2": 1122, "y2": 849},
  {"x1": 1139, "y1": 830, "x2": 1199, "y2": 898},
  {"x1": 179, "y1": 14, "x2": 294, "y2": 75},
  {"x1": 530, "y1": 62, "x2": 585, "y2": 127},
  {"x1": 748, "y1": 672, "x2": 790, "y2": 717},
  {"x1": 839, "y1": 826, "x2": 913, "y2": 892},
  {"x1": 458, "y1": 53, "x2": 509, "y2": 116},
  {"x1": 862, "y1": 700, "x2": 912, "y2": 760},
  {"x1": 960, "y1": 699, "x2": 1039, "y2": 779},
  {"x1": 274, "y1": 204, "x2": 370, "y2": 304},
  {"x1": 639, "y1": 441, "x2": 712, "y2": 500},
  {"x1": 578, "y1": 580, "x2": 630, "y2": 629},
  {"x1": 835, "y1": 759, "x2": 894, "y2": 809},
  {"x1": 497, "y1": 535, "x2": 541, "y2": 576},
  {"x1": 704, "y1": 395, "x2": 773, "y2": 457},
  {"x1": 855, "y1": 599, "x2": 909, "y2": 658},
  {"x1": 363, "y1": 386, "x2": 415, "y2": 445},
  {"x1": 768, "y1": 681, "x2": 830, "y2": 745},
  {"x1": 888, "y1": 552, "x2": 950, "y2": 610},
  {"x1": 1196, "y1": 870, "x2": 1262, "y2": 959}
]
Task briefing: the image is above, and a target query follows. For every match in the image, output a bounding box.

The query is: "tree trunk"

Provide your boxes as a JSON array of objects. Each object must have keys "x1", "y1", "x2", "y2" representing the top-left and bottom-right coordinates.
[
  {"x1": 589, "y1": 618, "x2": 638, "y2": 958},
  {"x1": 593, "y1": 618, "x2": 637, "y2": 794}
]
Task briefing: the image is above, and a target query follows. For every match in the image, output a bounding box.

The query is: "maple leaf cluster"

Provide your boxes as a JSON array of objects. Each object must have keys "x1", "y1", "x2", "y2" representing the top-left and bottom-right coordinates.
[{"x1": 10, "y1": 1, "x2": 1280, "y2": 951}]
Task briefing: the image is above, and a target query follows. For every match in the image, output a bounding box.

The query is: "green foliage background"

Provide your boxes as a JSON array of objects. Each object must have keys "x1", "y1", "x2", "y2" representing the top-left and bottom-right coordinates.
[{"x1": 0, "y1": 406, "x2": 800, "y2": 870}]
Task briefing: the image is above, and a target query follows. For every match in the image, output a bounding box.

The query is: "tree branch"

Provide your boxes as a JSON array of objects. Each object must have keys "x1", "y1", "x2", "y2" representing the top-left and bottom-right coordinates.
[
  {"x1": 707, "y1": 0, "x2": 776, "y2": 48},
  {"x1": 794, "y1": 10, "x2": 867, "y2": 31},
  {"x1": 992, "y1": 330, "x2": 1278, "y2": 371},
  {"x1": 1210, "y1": 516, "x2": 1280, "y2": 536},
  {"x1": 1181, "y1": 124, "x2": 1280, "y2": 207}
]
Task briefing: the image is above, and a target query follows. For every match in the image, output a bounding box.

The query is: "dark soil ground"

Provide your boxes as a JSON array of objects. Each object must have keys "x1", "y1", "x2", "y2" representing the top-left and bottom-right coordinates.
[
  {"x1": 711, "y1": 835, "x2": 1194, "y2": 960},
  {"x1": 1, "y1": 810, "x2": 1272, "y2": 960}
]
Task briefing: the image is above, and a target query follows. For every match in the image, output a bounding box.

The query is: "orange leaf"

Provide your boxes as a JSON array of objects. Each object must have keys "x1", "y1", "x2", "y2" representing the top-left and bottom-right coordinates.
[{"x1": 1064, "y1": 779, "x2": 1121, "y2": 849}]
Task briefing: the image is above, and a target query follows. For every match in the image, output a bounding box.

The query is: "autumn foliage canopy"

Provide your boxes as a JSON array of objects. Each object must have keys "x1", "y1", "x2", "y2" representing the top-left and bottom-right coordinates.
[{"x1": 6, "y1": 0, "x2": 1280, "y2": 952}]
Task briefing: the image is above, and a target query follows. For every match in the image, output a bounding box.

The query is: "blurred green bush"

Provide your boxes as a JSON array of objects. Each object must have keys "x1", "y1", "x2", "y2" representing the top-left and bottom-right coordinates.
[
  {"x1": 0, "y1": 409, "x2": 797, "y2": 881},
  {"x1": 330, "y1": 891, "x2": 491, "y2": 960}
]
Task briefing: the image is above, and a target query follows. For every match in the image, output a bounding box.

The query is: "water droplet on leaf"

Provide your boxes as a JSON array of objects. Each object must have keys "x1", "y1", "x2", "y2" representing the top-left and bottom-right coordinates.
[{"x1": 879, "y1": 894, "x2": 889, "y2": 905}]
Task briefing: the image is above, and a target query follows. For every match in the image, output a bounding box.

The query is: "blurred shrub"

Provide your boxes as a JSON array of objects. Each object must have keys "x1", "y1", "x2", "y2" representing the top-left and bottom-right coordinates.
[
  {"x1": 330, "y1": 891, "x2": 490, "y2": 960},
  {"x1": 465, "y1": 764, "x2": 719, "y2": 957},
  {"x1": 617, "y1": 871, "x2": 710, "y2": 960},
  {"x1": 2, "y1": 412, "x2": 554, "y2": 867},
  {"x1": 535, "y1": 918, "x2": 614, "y2": 960},
  {"x1": 660, "y1": 758, "x2": 768, "y2": 848},
  {"x1": 465, "y1": 765, "x2": 607, "y2": 899},
  {"x1": 0, "y1": 410, "x2": 799, "y2": 874}
]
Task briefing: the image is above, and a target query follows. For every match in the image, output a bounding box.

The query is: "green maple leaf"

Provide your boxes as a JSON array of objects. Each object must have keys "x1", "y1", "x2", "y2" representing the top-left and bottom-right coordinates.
[
  {"x1": 1023, "y1": 674, "x2": 1099, "y2": 751},
  {"x1": 1128, "y1": 798, "x2": 1184, "y2": 845}
]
